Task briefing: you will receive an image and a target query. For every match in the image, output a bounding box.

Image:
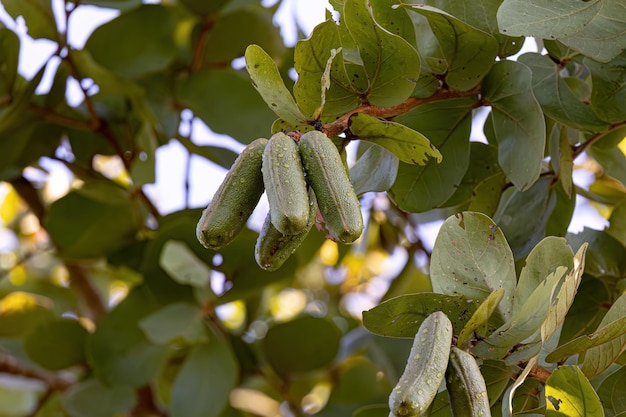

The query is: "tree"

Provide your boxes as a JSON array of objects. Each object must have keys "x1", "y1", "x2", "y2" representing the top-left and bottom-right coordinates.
[{"x1": 0, "y1": 0, "x2": 625, "y2": 416}]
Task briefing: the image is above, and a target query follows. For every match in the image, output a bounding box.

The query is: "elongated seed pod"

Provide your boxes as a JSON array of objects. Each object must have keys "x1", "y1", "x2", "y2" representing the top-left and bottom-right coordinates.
[
  {"x1": 446, "y1": 347, "x2": 491, "y2": 417},
  {"x1": 255, "y1": 189, "x2": 318, "y2": 271},
  {"x1": 196, "y1": 138, "x2": 267, "y2": 250},
  {"x1": 389, "y1": 311, "x2": 453, "y2": 417},
  {"x1": 262, "y1": 132, "x2": 310, "y2": 235},
  {"x1": 298, "y1": 131, "x2": 363, "y2": 243}
]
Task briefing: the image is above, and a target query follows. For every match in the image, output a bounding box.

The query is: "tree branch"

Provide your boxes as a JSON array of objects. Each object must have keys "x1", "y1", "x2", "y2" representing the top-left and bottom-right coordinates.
[
  {"x1": 572, "y1": 120, "x2": 626, "y2": 160},
  {"x1": 0, "y1": 353, "x2": 73, "y2": 391},
  {"x1": 321, "y1": 84, "x2": 482, "y2": 138}
]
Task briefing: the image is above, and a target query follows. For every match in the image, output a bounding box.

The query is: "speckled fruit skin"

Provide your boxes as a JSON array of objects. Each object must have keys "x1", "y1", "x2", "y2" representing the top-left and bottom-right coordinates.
[
  {"x1": 388, "y1": 311, "x2": 453, "y2": 417},
  {"x1": 446, "y1": 347, "x2": 491, "y2": 417},
  {"x1": 262, "y1": 132, "x2": 310, "y2": 235},
  {"x1": 196, "y1": 138, "x2": 267, "y2": 250},
  {"x1": 298, "y1": 131, "x2": 363, "y2": 243},
  {"x1": 255, "y1": 189, "x2": 317, "y2": 271}
]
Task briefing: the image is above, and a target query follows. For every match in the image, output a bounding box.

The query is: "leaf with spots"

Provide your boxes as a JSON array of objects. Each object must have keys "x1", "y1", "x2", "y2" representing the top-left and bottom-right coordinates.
[
  {"x1": 545, "y1": 366, "x2": 603, "y2": 417},
  {"x1": 362, "y1": 293, "x2": 481, "y2": 337},
  {"x1": 349, "y1": 112, "x2": 442, "y2": 165},
  {"x1": 245, "y1": 44, "x2": 307, "y2": 125},
  {"x1": 430, "y1": 212, "x2": 516, "y2": 324},
  {"x1": 497, "y1": 0, "x2": 626, "y2": 62}
]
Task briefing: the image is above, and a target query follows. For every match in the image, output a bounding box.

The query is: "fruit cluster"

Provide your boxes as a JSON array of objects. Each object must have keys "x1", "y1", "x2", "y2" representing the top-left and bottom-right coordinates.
[
  {"x1": 389, "y1": 311, "x2": 492, "y2": 417},
  {"x1": 196, "y1": 131, "x2": 364, "y2": 271}
]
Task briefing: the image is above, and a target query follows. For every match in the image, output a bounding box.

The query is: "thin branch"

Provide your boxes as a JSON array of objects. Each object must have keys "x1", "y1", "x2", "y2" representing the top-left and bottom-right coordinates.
[
  {"x1": 30, "y1": 105, "x2": 98, "y2": 131},
  {"x1": 191, "y1": 15, "x2": 218, "y2": 72},
  {"x1": 66, "y1": 263, "x2": 106, "y2": 320},
  {"x1": 572, "y1": 120, "x2": 626, "y2": 160},
  {"x1": 0, "y1": 353, "x2": 73, "y2": 391},
  {"x1": 528, "y1": 365, "x2": 551, "y2": 384},
  {"x1": 130, "y1": 385, "x2": 168, "y2": 417},
  {"x1": 321, "y1": 84, "x2": 482, "y2": 137}
]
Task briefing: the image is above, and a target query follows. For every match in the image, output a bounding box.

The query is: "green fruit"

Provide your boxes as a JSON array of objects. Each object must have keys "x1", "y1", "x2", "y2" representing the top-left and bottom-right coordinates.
[
  {"x1": 389, "y1": 311, "x2": 453, "y2": 417},
  {"x1": 255, "y1": 189, "x2": 317, "y2": 271},
  {"x1": 196, "y1": 138, "x2": 267, "y2": 250},
  {"x1": 262, "y1": 132, "x2": 310, "y2": 235},
  {"x1": 446, "y1": 347, "x2": 491, "y2": 417},
  {"x1": 298, "y1": 131, "x2": 363, "y2": 243}
]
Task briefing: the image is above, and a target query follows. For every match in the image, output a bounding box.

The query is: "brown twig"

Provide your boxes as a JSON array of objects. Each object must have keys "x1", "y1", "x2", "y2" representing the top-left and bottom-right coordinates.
[
  {"x1": 0, "y1": 353, "x2": 73, "y2": 391},
  {"x1": 528, "y1": 364, "x2": 552, "y2": 384},
  {"x1": 572, "y1": 120, "x2": 626, "y2": 160},
  {"x1": 65, "y1": 263, "x2": 106, "y2": 320},
  {"x1": 191, "y1": 15, "x2": 218, "y2": 72},
  {"x1": 321, "y1": 84, "x2": 482, "y2": 138},
  {"x1": 130, "y1": 385, "x2": 168, "y2": 417}
]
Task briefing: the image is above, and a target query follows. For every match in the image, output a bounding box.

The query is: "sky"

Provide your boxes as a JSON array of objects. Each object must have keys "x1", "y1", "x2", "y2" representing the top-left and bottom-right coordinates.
[{"x1": 0, "y1": 0, "x2": 607, "y2": 245}]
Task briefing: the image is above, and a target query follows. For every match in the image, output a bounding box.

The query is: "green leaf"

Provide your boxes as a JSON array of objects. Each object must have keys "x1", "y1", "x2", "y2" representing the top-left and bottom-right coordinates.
[
  {"x1": 389, "y1": 97, "x2": 474, "y2": 212},
  {"x1": 353, "y1": 404, "x2": 390, "y2": 417},
  {"x1": 170, "y1": 329, "x2": 238, "y2": 417},
  {"x1": 545, "y1": 366, "x2": 603, "y2": 417},
  {"x1": 362, "y1": 293, "x2": 480, "y2": 338},
  {"x1": 482, "y1": 359, "x2": 516, "y2": 408},
  {"x1": 350, "y1": 112, "x2": 442, "y2": 165},
  {"x1": 546, "y1": 316, "x2": 626, "y2": 364},
  {"x1": 202, "y1": 6, "x2": 285, "y2": 65},
  {"x1": 493, "y1": 176, "x2": 556, "y2": 260},
  {"x1": 512, "y1": 237, "x2": 575, "y2": 317},
  {"x1": 2, "y1": 0, "x2": 57, "y2": 40},
  {"x1": 176, "y1": 69, "x2": 276, "y2": 142},
  {"x1": 294, "y1": 20, "x2": 360, "y2": 119},
  {"x1": 582, "y1": 292, "x2": 626, "y2": 379},
  {"x1": 498, "y1": 0, "x2": 603, "y2": 38},
  {"x1": 139, "y1": 302, "x2": 207, "y2": 345},
  {"x1": 0, "y1": 293, "x2": 55, "y2": 338},
  {"x1": 62, "y1": 379, "x2": 136, "y2": 417},
  {"x1": 498, "y1": 0, "x2": 626, "y2": 62},
  {"x1": 130, "y1": 121, "x2": 157, "y2": 186},
  {"x1": 180, "y1": 0, "x2": 230, "y2": 15},
  {"x1": 473, "y1": 266, "x2": 568, "y2": 360},
  {"x1": 607, "y1": 200, "x2": 626, "y2": 248},
  {"x1": 79, "y1": 0, "x2": 141, "y2": 10},
  {"x1": 261, "y1": 315, "x2": 341, "y2": 375},
  {"x1": 517, "y1": 53, "x2": 609, "y2": 132},
  {"x1": 442, "y1": 142, "x2": 505, "y2": 215},
  {"x1": 176, "y1": 136, "x2": 237, "y2": 169},
  {"x1": 85, "y1": 4, "x2": 177, "y2": 78},
  {"x1": 294, "y1": 0, "x2": 420, "y2": 119},
  {"x1": 560, "y1": 277, "x2": 611, "y2": 346},
  {"x1": 23, "y1": 319, "x2": 88, "y2": 370},
  {"x1": 456, "y1": 288, "x2": 505, "y2": 349},
  {"x1": 558, "y1": 2, "x2": 626, "y2": 63},
  {"x1": 44, "y1": 182, "x2": 142, "y2": 259},
  {"x1": 0, "y1": 28, "x2": 20, "y2": 96},
  {"x1": 402, "y1": 4, "x2": 499, "y2": 91},
  {"x1": 483, "y1": 60, "x2": 545, "y2": 191},
  {"x1": 598, "y1": 365, "x2": 626, "y2": 416},
  {"x1": 541, "y1": 243, "x2": 587, "y2": 343},
  {"x1": 159, "y1": 240, "x2": 211, "y2": 288},
  {"x1": 87, "y1": 288, "x2": 171, "y2": 386},
  {"x1": 245, "y1": 45, "x2": 307, "y2": 125},
  {"x1": 567, "y1": 228, "x2": 626, "y2": 279},
  {"x1": 342, "y1": 0, "x2": 421, "y2": 106},
  {"x1": 325, "y1": 357, "x2": 393, "y2": 407},
  {"x1": 588, "y1": 137, "x2": 626, "y2": 189},
  {"x1": 349, "y1": 143, "x2": 399, "y2": 195},
  {"x1": 421, "y1": 0, "x2": 524, "y2": 57},
  {"x1": 430, "y1": 211, "x2": 516, "y2": 323}
]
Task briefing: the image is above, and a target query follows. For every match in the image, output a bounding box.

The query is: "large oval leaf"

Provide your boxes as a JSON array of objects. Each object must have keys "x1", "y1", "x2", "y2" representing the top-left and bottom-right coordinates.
[
  {"x1": 261, "y1": 315, "x2": 341, "y2": 375},
  {"x1": 430, "y1": 212, "x2": 516, "y2": 323}
]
